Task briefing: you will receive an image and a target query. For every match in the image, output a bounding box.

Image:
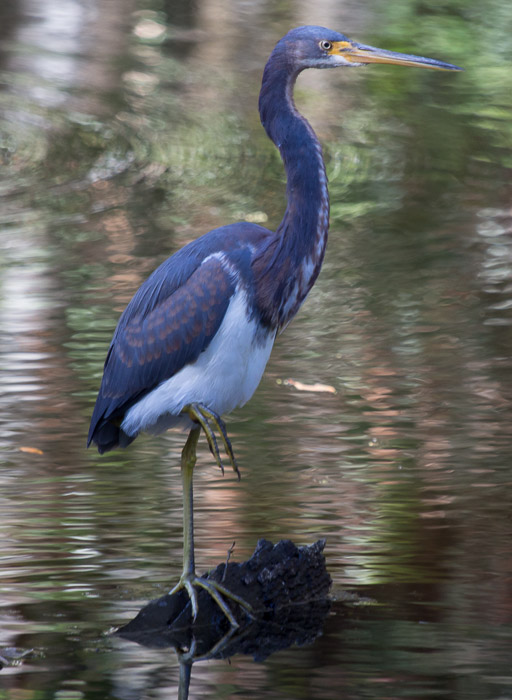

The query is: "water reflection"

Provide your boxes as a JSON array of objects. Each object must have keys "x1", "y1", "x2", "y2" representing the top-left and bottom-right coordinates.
[
  {"x1": 116, "y1": 539, "x2": 332, "y2": 699},
  {"x1": 1, "y1": 0, "x2": 512, "y2": 698}
]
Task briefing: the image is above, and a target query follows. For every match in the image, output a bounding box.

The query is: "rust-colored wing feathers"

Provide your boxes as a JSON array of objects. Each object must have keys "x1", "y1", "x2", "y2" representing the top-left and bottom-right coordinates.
[{"x1": 88, "y1": 256, "x2": 235, "y2": 447}]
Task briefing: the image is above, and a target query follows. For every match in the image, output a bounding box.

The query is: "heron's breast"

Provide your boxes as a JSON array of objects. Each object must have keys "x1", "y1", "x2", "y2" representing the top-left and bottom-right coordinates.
[{"x1": 121, "y1": 287, "x2": 275, "y2": 436}]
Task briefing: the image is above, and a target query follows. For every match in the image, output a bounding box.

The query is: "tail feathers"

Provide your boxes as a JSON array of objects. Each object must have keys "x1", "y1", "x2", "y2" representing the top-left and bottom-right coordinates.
[{"x1": 87, "y1": 420, "x2": 136, "y2": 454}]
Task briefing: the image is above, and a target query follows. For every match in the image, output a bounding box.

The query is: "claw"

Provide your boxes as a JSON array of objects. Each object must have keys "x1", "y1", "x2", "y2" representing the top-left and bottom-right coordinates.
[
  {"x1": 170, "y1": 574, "x2": 254, "y2": 628},
  {"x1": 184, "y1": 403, "x2": 224, "y2": 475},
  {"x1": 184, "y1": 403, "x2": 240, "y2": 479},
  {"x1": 199, "y1": 406, "x2": 241, "y2": 480},
  {"x1": 184, "y1": 580, "x2": 199, "y2": 620}
]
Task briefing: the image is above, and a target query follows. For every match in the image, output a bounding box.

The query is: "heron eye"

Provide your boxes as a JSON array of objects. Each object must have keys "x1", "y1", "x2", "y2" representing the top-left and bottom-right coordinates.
[{"x1": 320, "y1": 40, "x2": 332, "y2": 52}]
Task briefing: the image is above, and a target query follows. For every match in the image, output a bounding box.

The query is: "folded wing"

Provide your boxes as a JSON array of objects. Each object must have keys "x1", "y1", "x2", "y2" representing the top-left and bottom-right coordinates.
[{"x1": 88, "y1": 254, "x2": 236, "y2": 452}]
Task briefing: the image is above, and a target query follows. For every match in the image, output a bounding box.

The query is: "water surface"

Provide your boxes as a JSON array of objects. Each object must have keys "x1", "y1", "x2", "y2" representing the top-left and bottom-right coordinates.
[{"x1": 1, "y1": 0, "x2": 512, "y2": 698}]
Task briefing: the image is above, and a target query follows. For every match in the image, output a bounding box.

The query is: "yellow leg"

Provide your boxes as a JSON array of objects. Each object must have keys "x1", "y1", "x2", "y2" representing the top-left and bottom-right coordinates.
[
  {"x1": 181, "y1": 426, "x2": 200, "y2": 580},
  {"x1": 169, "y1": 423, "x2": 253, "y2": 628}
]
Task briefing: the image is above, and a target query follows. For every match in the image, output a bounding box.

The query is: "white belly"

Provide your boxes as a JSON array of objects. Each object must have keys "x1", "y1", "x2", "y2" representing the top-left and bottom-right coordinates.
[{"x1": 121, "y1": 288, "x2": 275, "y2": 437}]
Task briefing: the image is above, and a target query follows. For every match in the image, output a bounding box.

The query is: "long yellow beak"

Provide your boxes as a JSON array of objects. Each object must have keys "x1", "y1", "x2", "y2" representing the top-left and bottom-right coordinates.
[{"x1": 331, "y1": 40, "x2": 462, "y2": 71}]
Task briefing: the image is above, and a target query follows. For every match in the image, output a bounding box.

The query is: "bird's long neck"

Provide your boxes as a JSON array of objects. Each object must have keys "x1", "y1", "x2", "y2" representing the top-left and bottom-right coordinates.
[{"x1": 254, "y1": 56, "x2": 329, "y2": 330}]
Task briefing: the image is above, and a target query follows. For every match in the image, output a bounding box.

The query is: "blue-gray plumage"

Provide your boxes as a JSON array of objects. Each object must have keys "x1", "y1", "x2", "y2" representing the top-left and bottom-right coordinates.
[
  {"x1": 88, "y1": 223, "x2": 271, "y2": 451},
  {"x1": 88, "y1": 26, "x2": 461, "y2": 626}
]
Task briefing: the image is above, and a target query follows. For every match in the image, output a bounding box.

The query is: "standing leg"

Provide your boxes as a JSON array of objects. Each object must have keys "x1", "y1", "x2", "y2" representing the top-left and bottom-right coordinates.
[
  {"x1": 169, "y1": 424, "x2": 254, "y2": 628},
  {"x1": 170, "y1": 426, "x2": 201, "y2": 619},
  {"x1": 181, "y1": 426, "x2": 200, "y2": 581}
]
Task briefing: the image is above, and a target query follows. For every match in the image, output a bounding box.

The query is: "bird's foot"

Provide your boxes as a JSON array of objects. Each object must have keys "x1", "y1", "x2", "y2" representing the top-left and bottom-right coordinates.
[
  {"x1": 169, "y1": 573, "x2": 254, "y2": 628},
  {"x1": 184, "y1": 403, "x2": 240, "y2": 479}
]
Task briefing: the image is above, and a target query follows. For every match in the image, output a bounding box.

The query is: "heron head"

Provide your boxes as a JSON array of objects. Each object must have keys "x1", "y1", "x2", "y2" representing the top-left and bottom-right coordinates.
[{"x1": 279, "y1": 25, "x2": 462, "y2": 72}]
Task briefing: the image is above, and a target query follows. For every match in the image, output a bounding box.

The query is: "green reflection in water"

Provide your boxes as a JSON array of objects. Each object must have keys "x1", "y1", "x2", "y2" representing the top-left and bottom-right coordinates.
[{"x1": 1, "y1": 0, "x2": 512, "y2": 698}]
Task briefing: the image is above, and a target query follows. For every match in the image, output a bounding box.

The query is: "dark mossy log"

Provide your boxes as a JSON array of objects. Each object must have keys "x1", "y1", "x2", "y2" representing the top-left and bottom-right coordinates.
[{"x1": 116, "y1": 539, "x2": 331, "y2": 661}]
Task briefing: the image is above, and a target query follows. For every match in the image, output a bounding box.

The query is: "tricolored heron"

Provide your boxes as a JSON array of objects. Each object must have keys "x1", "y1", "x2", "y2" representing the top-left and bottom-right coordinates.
[{"x1": 88, "y1": 26, "x2": 460, "y2": 626}]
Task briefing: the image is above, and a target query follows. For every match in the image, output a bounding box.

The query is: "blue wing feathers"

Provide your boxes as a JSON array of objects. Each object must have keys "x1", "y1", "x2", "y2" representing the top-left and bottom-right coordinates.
[
  {"x1": 88, "y1": 257, "x2": 235, "y2": 448},
  {"x1": 88, "y1": 222, "x2": 273, "y2": 452}
]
